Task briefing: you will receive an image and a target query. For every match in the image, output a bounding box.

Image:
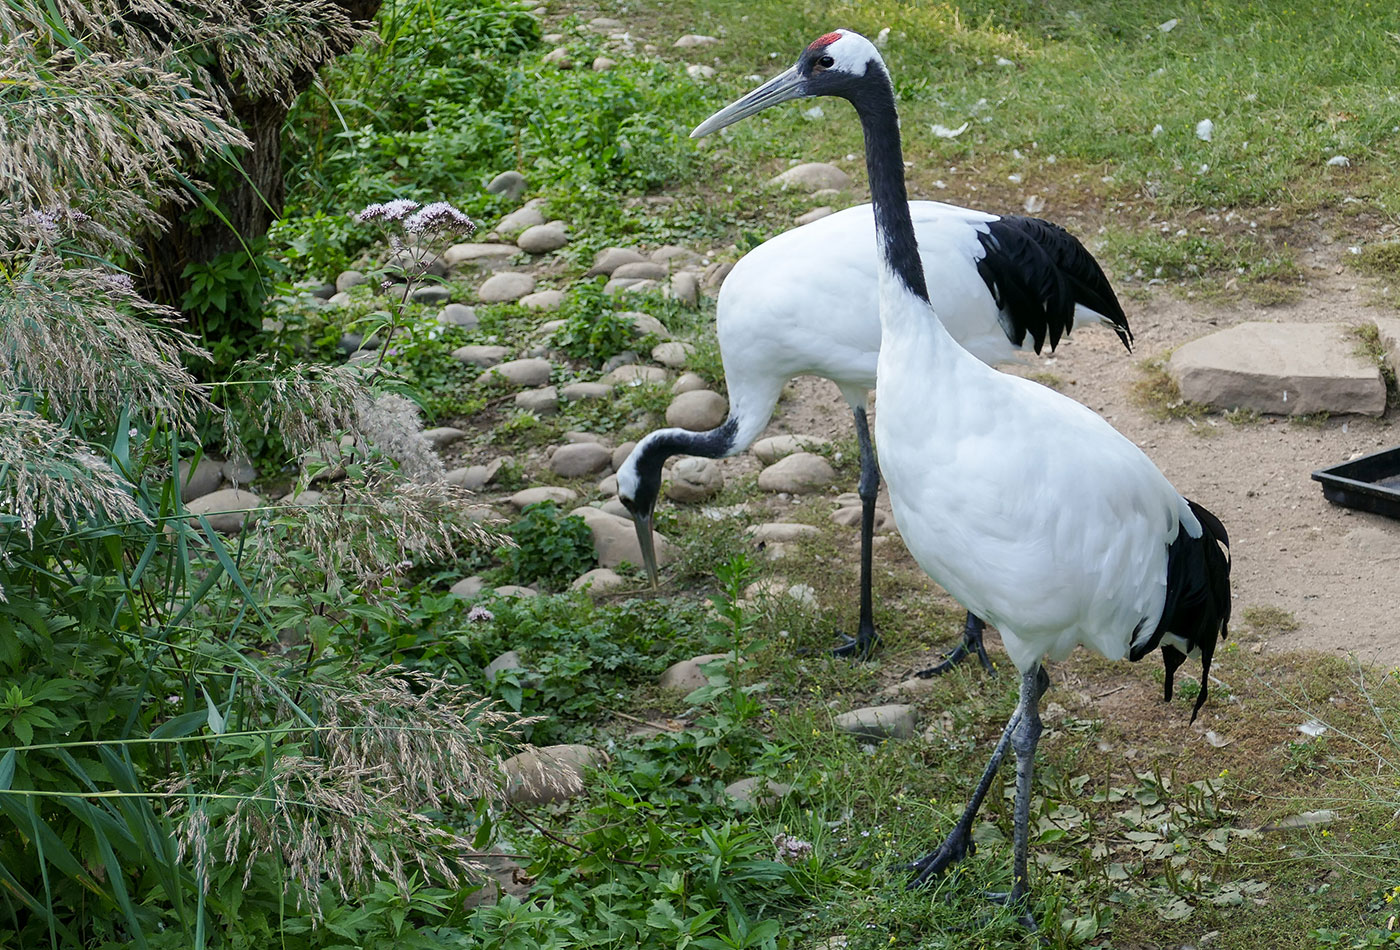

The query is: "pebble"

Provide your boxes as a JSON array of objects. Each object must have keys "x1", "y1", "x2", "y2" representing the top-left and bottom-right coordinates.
[
  {"x1": 611, "y1": 441, "x2": 638, "y2": 471},
  {"x1": 835, "y1": 704, "x2": 917, "y2": 740},
  {"x1": 588, "y1": 16, "x2": 623, "y2": 30},
  {"x1": 445, "y1": 459, "x2": 503, "y2": 491},
  {"x1": 561, "y1": 381, "x2": 613, "y2": 401},
  {"x1": 443, "y1": 243, "x2": 518, "y2": 266},
  {"x1": 515, "y1": 386, "x2": 559, "y2": 414},
  {"x1": 612, "y1": 261, "x2": 668, "y2": 280},
  {"x1": 666, "y1": 456, "x2": 724, "y2": 502},
  {"x1": 602, "y1": 364, "x2": 668, "y2": 386},
  {"x1": 480, "y1": 357, "x2": 552, "y2": 387},
  {"x1": 449, "y1": 575, "x2": 486, "y2": 598},
  {"x1": 452, "y1": 344, "x2": 510, "y2": 367},
  {"x1": 569, "y1": 506, "x2": 676, "y2": 568},
  {"x1": 724, "y1": 776, "x2": 792, "y2": 808},
  {"x1": 666, "y1": 389, "x2": 727, "y2": 430},
  {"x1": 747, "y1": 523, "x2": 820, "y2": 544},
  {"x1": 831, "y1": 506, "x2": 893, "y2": 532},
  {"x1": 520, "y1": 289, "x2": 565, "y2": 311},
  {"x1": 670, "y1": 272, "x2": 699, "y2": 307},
  {"x1": 796, "y1": 206, "x2": 834, "y2": 226},
  {"x1": 752, "y1": 434, "x2": 831, "y2": 465},
  {"x1": 592, "y1": 56, "x2": 616, "y2": 71},
  {"x1": 327, "y1": 291, "x2": 351, "y2": 307},
  {"x1": 477, "y1": 271, "x2": 536, "y2": 303},
  {"x1": 517, "y1": 221, "x2": 570, "y2": 254},
  {"x1": 651, "y1": 340, "x2": 693, "y2": 367},
  {"x1": 411, "y1": 284, "x2": 451, "y2": 304},
  {"x1": 757, "y1": 452, "x2": 836, "y2": 493},
  {"x1": 563, "y1": 431, "x2": 608, "y2": 445},
  {"x1": 571, "y1": 568, "x2": 625, "y2": 597},
  {"x1": 652, "y1": 245, "x2": 701, "y2": 266},
  {"x1": 587, "y1": 247, "x2": 647, "y2": 276},
  {"x1": 601, "y1": 497, "x2": 629, "y2": 517},
  {"x1": 335, "y1": 270, "x2": 366, "y2": 293},
  {"x1": 686, "y1": 64, "x2": 716, "y2": 80},
  {"x1": 542, "y1": 46, "x2": 571, "y2": 68},
  {"x1": 486, "y1": 170, "x2": 526, "y2": 201},
  {"x1": 493, "y1": 585, "x2": 537, "y2": 599},
  {"x1": 673, "y1": 34, "x2": 719, "y2": 47},
  {"x1": 178, "y1": 458, "x2": 222, "y2": 502},
  {"x1": 421, "y1": 426, "x2": 467, "y2": 449},
  {"x1": 509, "y1": 486, "x2": 579, "y2": 509},
  {"x1": 659, "y1": 653, "x2": 729, "y2": 693},
  {"x1": 768, "y1": 162, "x2": 852, "y2": 191},
  {"x1": 597, "y1": 473, "x2": 619, "y2": 495},
  {"x1": 549, "y1": 442, "x2": 612, "y2": 477},
  {"x1": 501, "y1": 744, "x2": 608, "y2": 805},
  {"x1": 624, "y1": 311, "x2": 671, "y2": 339},
  {"x1": 186, "y1": 489, "x2": 262, "y2": 534},
  {"x1": 495, "y1": 201, "x2": 546, "y2": 238},
  {"x1": 438, "y1": 303, "x2": 479, "y2": 327},
  {"x1": 671, "y1": 372, "x2": 707, "y2": 395}
]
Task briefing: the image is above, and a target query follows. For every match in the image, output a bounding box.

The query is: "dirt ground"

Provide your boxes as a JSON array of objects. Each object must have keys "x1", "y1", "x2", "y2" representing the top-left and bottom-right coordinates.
[{"x1": 747, "y1": 231, "x2": 1400, "y2": 669}]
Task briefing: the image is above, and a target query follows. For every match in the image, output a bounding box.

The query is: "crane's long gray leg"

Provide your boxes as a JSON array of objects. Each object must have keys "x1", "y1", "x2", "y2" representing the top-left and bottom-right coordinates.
[
  {"x1": 987, "y1": 665, "x2": 1048, "y2": 930},
  {"x1": 914, "y1": 613, "x2": 995, "y2": 678},
  {"x1": 831, "y1": 405, "x2": 880, "y2": 660}
]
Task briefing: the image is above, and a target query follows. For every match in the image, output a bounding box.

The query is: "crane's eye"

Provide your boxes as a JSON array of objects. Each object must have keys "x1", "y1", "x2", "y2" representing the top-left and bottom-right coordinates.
[{"x1": 818, "y1": 55, "x2": 835, "y2": 68}]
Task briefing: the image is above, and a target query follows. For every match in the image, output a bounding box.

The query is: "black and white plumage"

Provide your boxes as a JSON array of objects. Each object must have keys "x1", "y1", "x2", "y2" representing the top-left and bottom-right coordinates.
[
  {"x1": 691, "y1": 29, "x2": 1231, "y2": 928},
  {"x1": 617, "y1": 200, "x2": 1131, "y2": 663}
]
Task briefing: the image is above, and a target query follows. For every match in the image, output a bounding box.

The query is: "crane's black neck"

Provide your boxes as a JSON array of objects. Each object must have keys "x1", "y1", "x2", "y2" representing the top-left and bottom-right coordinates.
[
  {"x1": 848, "y1": 68, "x2": 928, "y2": 303},
  {"x1": 629, "y1": 418, "x2": 739, "y2": 508}
]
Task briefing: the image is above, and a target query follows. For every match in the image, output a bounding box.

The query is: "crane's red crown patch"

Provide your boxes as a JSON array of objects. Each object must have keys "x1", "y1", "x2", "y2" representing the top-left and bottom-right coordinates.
[{"x1": 808, "y1": 31, "x2": 842, "y2": 51}]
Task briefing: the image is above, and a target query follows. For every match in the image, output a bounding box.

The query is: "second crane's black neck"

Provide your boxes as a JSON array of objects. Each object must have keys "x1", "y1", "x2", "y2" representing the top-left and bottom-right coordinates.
[{"x1": 847, "y1": 67, "x2": 928, "y2": 303}]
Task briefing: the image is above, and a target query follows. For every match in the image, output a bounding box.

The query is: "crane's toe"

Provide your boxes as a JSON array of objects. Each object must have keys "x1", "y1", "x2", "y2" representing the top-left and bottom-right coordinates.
[
  {"x1": 985, "y1": 891, "x2": 1039, "y2": 932},
  {"x1": 904, "y1": 827, "x2": 976, "y2": 888},
  {"x1": 830, "y1": 627, "x2": 879, "y2": 660},
  {"x1": 914, "y1": 614, "x2": 994, "y2": 677}
]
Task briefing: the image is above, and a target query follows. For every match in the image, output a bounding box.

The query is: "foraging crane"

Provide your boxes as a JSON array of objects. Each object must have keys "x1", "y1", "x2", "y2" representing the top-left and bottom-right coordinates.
[
  {"x1": 618, "y1": 202, "x2": 1133, "y2": 667},
  {"x1": 690, "y1": 29, "x2": 1231, "y2": 929}
]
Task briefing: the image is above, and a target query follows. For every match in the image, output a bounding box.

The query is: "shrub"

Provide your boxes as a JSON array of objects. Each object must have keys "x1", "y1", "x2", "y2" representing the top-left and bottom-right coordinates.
[{"x1": 499, "y1": 502, "x2": 597, "y2": 591}]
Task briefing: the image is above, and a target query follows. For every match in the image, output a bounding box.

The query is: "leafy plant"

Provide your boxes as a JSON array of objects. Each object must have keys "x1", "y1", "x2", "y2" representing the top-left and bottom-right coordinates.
[
  {"x1": 550, "y1": 279, "x2": 648, "y2": 365},
  {"x1": 498, "y1": 501, "x2": 596, "y2": 591}
]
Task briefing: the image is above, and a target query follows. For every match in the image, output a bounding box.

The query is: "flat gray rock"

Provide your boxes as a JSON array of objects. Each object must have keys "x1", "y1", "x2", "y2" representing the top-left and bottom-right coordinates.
[
  {"x1": 477, "y1": 271, "x2": 536, "y2": 303},
  {"x1": 515, "y1": 385, "x2": 559, "y2": 414},
  {"x1": 612, "y1": 261, "x2": 668, "y2": 280},
  {"x1": 757, "y1": 451, "x2": 836, "y2": 493},
  {"x1": 446, "y1": 459, "x2": 503, "y2": 491},
  {"x1": 652, "y1": 339, "x2": 692, "y2": 368},
  {"x1": 493, "y1": 585, "x2": 537, "y2": 599},
  {"x1": 335, "y1": 269, "x2": 366, "y2": 293},
  {"x1": 484, "y1": 650, "x2": 523, "y2": 682},
  {"x1": 673, "y1": 33, "x2": 719, "y2": 47},
  {"x1": 592, "y1": 56, "x2": 616, "y2": 71},
  {"x1": 508, "y1": 486, "x2": 579, "y2": 509},
  {"x1": 411, "y1": 284, "x2": 451, "y2": 304},
  {"x1": 652, "y1": 245, "x2": 701, "y2": 266},
  {"x1": 796, "y1": 206, "x2": 834, "y2": 225},
  {"x1": 611, "y1": 441, "x2": 638, "y2": 471},
  {"x1": 1169, "y1": 321, "x2": 1386, "y2": 416},
  {"x1": 588, "y1": 16, "x2": 623, "y2": 30},
  {"x1": 569, "y1": 506, "x2": 676, "y2": 569},
  {"x1": 453, "y1": 344, "x2": 510, "y2": 367},
  {"x1": 479, "y1": 357, "x2": 551, "y2": 387},
  {"x1": 486, "y1": 170, "x2": 526, "y2": 201},
  {"x1": 520, "y1": 289, "x2": 565, "y2": 311},
  {"x1": 671, "y1": 372, "x2": 707, "y2": 395},
  {"x1": 625, "y1": 311, "x2": 671, "y2": 339},
  {"x1": 832, "y1": 506, "x2": 893, "y2": 531},
  {"x1": 666, "y1": 456, "x2": 724, "y2": 502},
  {"x1": 602, "y1": 364, "x2": 668, "y2": 386},
  {"x1": 659, "y1": 653, "x2": 728, "y2": 693},
  {"x1": 444, "y1": 243, "x2": 518, "y2": 266},
  {"x1": 702, "y1": 261, "x2": 734, "y2": 293},
  {"x1": 670, "y1": 272, "x2": 699, "y2": 307},
  {"x1": 752, "y1": 434, "x2": 830, "y2": 464},
  {"x1": 438, "y1": 303, "x2": 479, "y2": 327},
  {"x1": 495, "y1": 201, "x2": 546, "y2": 238},
  {"x1": 561, "y1": 381, "x2": 613, "y2": 401},
  {"x1": 769, "y1": 162, "x2": 851, "y2": 191},
  {"x1": 178, "y1": 457, "x2": 222, "y2": 502},
  {"x1": 501, "y1": 744, "x2": 607, "y2": 805},
  {"x1": 597, "y1": 473, "x2": 619, "y2": 495},
  {"x1": 449, "y1": 575, "x2": 486, "y2": 598},
  {"x1": 517, "y1": 221, "x2": 570, "y2": 254},
  {"x1": 421, "y1": 426, "x2": 466, "y2": 448},
  {"x1": 281, "y1": 489, "x2": 323, "y2": 506},
  {"x1": 550, "y1": 442, "x2": 612, "y2": 477},
  {"x1": 835, "y1": 704, "x2": 917, "y2": 740},
  {"x1": 1374, "y1": 315, "x2": 1400, "y2": 376},
  {"x1": 666, "y1": 389, "x2": 727, "y2": 430},
  {"x1": 186, "y1": 488, "x2": 262, "y2": 534},
  {"x1": 746, "y1": 522, "x2": 820, "y2": 544},
  {"x1": 570, "y1": 567, "x2": 625, "y2": 597},
  {"x1": 587, "y1": 247, "x2": 647, "y2": 276}
]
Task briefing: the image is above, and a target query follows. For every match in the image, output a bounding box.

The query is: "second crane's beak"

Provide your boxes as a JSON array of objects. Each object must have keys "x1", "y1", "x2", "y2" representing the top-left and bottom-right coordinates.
[
  {"x1": 629, "y1": 510, "x2": 661, "y2": 589},
  {"x1": 691, "y1": 66, "x2": 804, "y2": 138}
]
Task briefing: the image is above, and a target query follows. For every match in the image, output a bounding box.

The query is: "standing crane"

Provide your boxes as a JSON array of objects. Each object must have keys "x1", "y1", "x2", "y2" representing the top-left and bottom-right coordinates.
[
  {"x1": 618, "y1": 200, "x2": 1132, "y2": 667},
  {"x1": 690, "y1": 28, "x2": 1232, "y2": 929}
]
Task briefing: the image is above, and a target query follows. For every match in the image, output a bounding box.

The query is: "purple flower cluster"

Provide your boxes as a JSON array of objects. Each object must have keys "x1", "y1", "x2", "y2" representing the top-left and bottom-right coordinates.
[
  {"x1": 356, "y1": 198, "x2": 422, "y2": 224},
  {"x1": 356, "y1": 199, "x2": 476, "y2": 237},
  {"x1": 467, "y1": 606, "x2": 494, "y2": 623},
  {"x1": 773, "y1": 833, "x2": 814, "y2": 864}
]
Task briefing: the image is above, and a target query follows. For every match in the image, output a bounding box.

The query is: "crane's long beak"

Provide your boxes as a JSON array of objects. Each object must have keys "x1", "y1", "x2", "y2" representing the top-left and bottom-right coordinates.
[
  {"x1": 691, "y1": 66, "x2": 805, "y2": 138},
  {"x1": 628, "y1": 510, "x2": 661, "y2": 588}
]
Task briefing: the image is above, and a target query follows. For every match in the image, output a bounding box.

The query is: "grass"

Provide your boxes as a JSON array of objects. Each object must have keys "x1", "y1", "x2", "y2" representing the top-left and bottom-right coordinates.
[{"x1": 1130, "y1": 353, "x2": 1211, "y2": 421}]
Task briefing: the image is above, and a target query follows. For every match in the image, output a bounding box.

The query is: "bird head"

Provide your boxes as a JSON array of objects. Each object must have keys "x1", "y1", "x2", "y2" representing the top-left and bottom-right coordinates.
[
  {"x1": 615, "y1": 440, "x2": 663, "y2": 588},
  {"x1": 691, "y1": 30, "x2": 885, "y2": 138}
]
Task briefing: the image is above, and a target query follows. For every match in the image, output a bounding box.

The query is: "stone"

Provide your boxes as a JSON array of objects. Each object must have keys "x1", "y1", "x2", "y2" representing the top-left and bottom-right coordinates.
[
  {"x1": 283, "y1": 489, "x2": 323, "y2": 506},
  {"x1": 534, "y1": 318, "x2": 566, "y2": 338},
  {"x1": 411, "y1": 284, "x2": 451, "y2": 305},
  {"x1": 624, "y1": 311, "x2": 671, "y2": 339},
  {"x1": 832, "y1": 506, "x2": 894, "y2": 531},
  {"x1": 835, "y1": 704, "x2": 917, "y2": 740},
  {"x1": 652, "y1": 245, "x2": 702, "y2": 266},
  {"x1": 758, "y1": 452, "x2": 836, "y2": 493},
  {"x1": 602, "y1": 364, "x2": 669, "y2": 386},
  {"x1": 461, "y1": 853, "x2": 530, "y2": 909},
  {"x1": 592, "y1": 56, "x2": 616, "y2": 71},
  {"x1": 493, "y1": 585, "x2": 536, "y2": 599},
  {"x1": 519, "y1": 289, "x2": 565, "y2": 311},
  {"x1": 308, "y1": 281, "x2": 336, "y2": 299},
  {"x1": 335, "y1": 270, "x2": 366, "y2": 293},
  {"x1": 446, "y1": 460, "x2": 503, "y2": 491},
  {"x1": 450, "y1": 575, "x2": 486, "y2": 598},
  {"x1": 186, "y1": 488, "x2": 263, "y2": 534},
  {"x1": 686, "y1": 64, "x2": 716, "y2": 80},
  {"x1": 724, "y1": 776, "x2": 793, "y2": 808},
  {"x1": 438, "y1": 303, "x2": 479, "y2": 328},
  {"x1": 486, "y1": 170, "x2": 527, "y2": 201},
  {"x1": 479, "y1": 357, "x2": 552, "y2": 387},
  {"x1": 651, "y1": 341, "x2": 693, "y2": 367},
  {"x1": 747, "y1": 522, "x2": 820, "y2": 544},
  {"x1": 561, "y1": 381, "x2": 613, "y2": 401},
  {"x1": 501, "y1": 744, "x2": 608, "y2": 805},
  {"x1": 612, "y1": 261, "x2": 668, "y2": 280},
  {"x1": 444, "y1": 243, "x2": 518, "y2": 266},
  {"x1": 421, "y1": 426, "x2": 466, "y2": 449},
  {"x1": 701, "y1": 261, "x2": 734, "y2": 293},
  {"x1": 659, "y1": 653, "x2": 729, "y2": 693},
  {"x1": 541, "y1": 46, "x2": 571, "y2": 68},
  {"x1": 453, "y1": 344, "x2": 510, "y2": 367},
  {"x1": 496, "y1": 201, "x2": 547, "y2": 238},
  {"x1": 605, "y1": 276, "x2": 663, "y2": 295},
  {"x1": 666, "y1": 390, "x2": 728, "y2": 430},
  {"x1": 670, "y1": 272, "x2": 699, "y2": 307},
  {"x1": 346, "y1": 349, "x2": 376, "y2": 364},
  {"x1": 612, "y1": 441, "x2": 638, "y2": 472},
  {"x1": 796, "y1": 206, "x2": 834, "y2": 226},
  {"x1": 388, "y1": 247, "x2": 447, "y2": 280},
  {"x1": 1169, "y1": 322, "x2": 1386, "y2": 416},
  {"x1": 602, "y1": 351, "x2": 641, "y2": 374},
  {"x1": 223, "y1": 458, "x2": 257, "y2": 485},
  {"x1": 752, "y1": 434, "x2": 831, "y2": 465},
  {"x1": 327, "y1": 291, "x2": 351, "y2": 307},
  {"x1": 671, "y1": 372, "x2": 707, "y2": 395},
  {"x1": 484, "y1": 650, "x2": 523, "y2": 682},
  {"x1": 666, "y1": 456, "x2": 724, "y2": 502},
  {"x1": 571, "y1": 567, "x2": 625, "y2": 597},
  {"x1": 1261, "y1": 810, "x2": 1338, "y2": 833},
  {"x1": 515, "y1": 385, "x2": 559, "y2": 414},
  {"x1": 563, "y1": 431, "x2": 609, "y2": 445},
  {"x1": 768, "y1": 162, "x2": 852, "y2": 192},
  {"x1": 587, "y1": 247, "x2": 647, "y2": 276},
  {"x1": 549, "y1": 442, "x2": 613, "y2": 477},
  {"x1": 673, "y1": 33, "x2": 719, "y2": 47},
  {"x1": 509, "y1": 486, "x2": 578, "y2": 509},
  {"x1": 178, "y1": 458, "x2": 222, "y2": 502},
  {"x1": 569, "y1": 506, "x2": 676, "y2": 569},
  {"x1": 598, "y1": 474, "x2": 619, "y2": 495},
  {"x1": 477, "y1": 271, "x2": 536, "y2": 303},
  {"x1": 517, "y1": 221, "x2": 570, "y2": 254},
  {"x1": 588, "y1": 16, "x2": 623, "y2": 30},
  {"x1": 601, "y1": 497, "x2": 629, "y2": 517}
]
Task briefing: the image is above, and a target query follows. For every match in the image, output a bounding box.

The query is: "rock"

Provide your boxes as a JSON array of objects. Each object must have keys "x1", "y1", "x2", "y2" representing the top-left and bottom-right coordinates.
[
  {"x1": 492, "y1": 585, "x2": 537, "y2": 599},
  {"x1": 508, "y1": 486, "x2": 578, "y2": 510},
  {"x1": 460, "y1": 852, "x2": 530, "y2": 909},
  {"x1": 598, "y1": 474, "x2": 619, "y2": 495},
  {"x1": 701, "y1": 260, "x2": 734, "y2": 294},
  {"x1": 602, "y1": 364, "x2": 669, "y2": 386},
  {"x1": 612, "y1": 441, "x2": 637, "y2": 471},
  {"x1": 387, "y1": 247, "x2": 447, "y2": 280},
  {"x1": 878, "y1": 677, "x2": 941, "y2": 702},
  {"x1": 439, "y1": 303, "x2": 479, "y2": 327},
  {"x1": 659, "y1": 653, "x2": 729, "y2": 693},
  {"x1": 450, "y1": 575, "x2": 486, "y2": 599},
  {"x1": 422, "y1": 426, "x2": 467, "y2": 449},
  {"x1": 747, "y1": 522, "x2": 820, "y2": 544},
  {"x1": 453, "y1": 344, "x2": 510, "y2": 367},
  {"x1": 571, "y1": 567, "x2": 625, "y2": 597},
  {"x1": 666, "y1": 456, "x2": 724, "y2": 502},
  {"x1": 479, "y1": 357, "x2": 552, "y2": 387},
  {"x1": 758, "y1": 452, "x2": 835, "y2": 493},
  {"x1": 592, "y1": 56, "x2": 616, "y2": 71},
  {"x1": 652, "y1": 245, "x2": 702, "y2": 266},
  {"x1": 671, "y1": 372, "x2": 708, "y2": 395},
  {"x1": 501, "y1": 744, "x2": 608, "y2": 805},
  {"x1": 486, "y1": 170, "x2": 526, "y2": 201},
  {"x1": 752, "y1": 434, "x2": 831, "y2": 465},
  {"x1": 520, "y1": 289, "x2": 565, "y2": 311},
  {"x1": 1261, "y1": 809, "x2": 1338, "y2": 832},
  {"x1": 612, "y1": 261, "x2": 668, "y2": 280},
  {"x1": 335, "y1": 270, "x2": 366, "y2": 294},
  {"x1": 835, "y1": 704, "x2": 917, "y2": 740},
  {"x1": 651, "y1": 341, "x2": 693, "y2": 367},
  {"x1": 605, "y1": 276, "x2": 663, "y2": 295},
  {"x1": 673, "y1": 33, "x2": 719, "y2": 47},
  {"x1": 327, "y1": 291, "x2": 351, "y2": 307},
  {"x1": 561, "y1": 381, "x2": 613, "y2": 401},
  {"x1": 666, "y1": 390, "x2": 728, "y2": 430},
  {"x1": 178, "y1": 458, "x2": 222, "y2": 502},
  {"x1": 624, "y1": 311, "x2": 671, "y2": 339},
  {"x1": 602, "y1": 351, "x2": 641, "y2": 374},
  {"x1": 601, "y1": 497, "x2": 629, "y2": 517},
  {"x1": 724, "y1": 776, "x2": 793, "y2": 808},
  {"x1": 484, "y1": 650, "x2": 523, "y2": 682},
  {"x1": 569, "y1": 506, "x2": 676, "y2": 568},
  {"x1": 515, "y1": 386, "x2": 559, "y2": 414},
  {"x1": 768, "y1": 162, "x2": 851, "y2": 192},
  {"x1": 444, "y1": 243, "x2": 518, "y2": 266},
  {"x1": 541, "y1": 46, "x2": 571, "y2": 68},
  {"x1": 411, "y1": 284, "x2": 451, "y2": 304},
  {"x1": 496, "y1": 202, "x2": 547, "y2": 238},
  {"x1": 686, "y1": 64, "x2": 716, "y2": 80},
  {"x1": 446, "y1": 460, "x2": 503, "y2": 491},
  {"x1": 796, "y1": 206, "x2": 834, "y2": 225},
  {"x1": 186, "y1": 488, "x2": 263, "y2": 534},
  {"x1": 587, "y1": 247, "x2": 647, "y2": 276},
  {"x1": 549, "y1": 442, "x2": 613, "y2": 477},
  {"x1": 477, "y1": 271, "x2": 536, "y2": 303},
  {"x1": 832, "y1": 506, "x2": 893, "y2": 531},
  {"x1": 588, "y1": 16, "x2": 623, "y2": 30},
  {"x1": 1169, "y1": 322, "x2": 1386, "y2": 416},
  {"x1": 517, "y1": 221, "x2": 570, "y2": 254},
  {"x1": 223, "y1": 458, "x2": 257, "y2": 485},
  {"x1": 534, "y1": 318, "x2": 566, "y2": 338},
  {"x1": 563, "y1": 431, "x2": 609, "y2": 445},
  {"x1": 281, "y1": 489, "x2": 323, "y2": 506},
  {"x1": 670, "y1": 272, "x2": 699, "y2": 307}
]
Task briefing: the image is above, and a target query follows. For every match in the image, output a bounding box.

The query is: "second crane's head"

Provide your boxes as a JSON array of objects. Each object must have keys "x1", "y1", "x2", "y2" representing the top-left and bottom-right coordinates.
[
  {"x1": 616, "y1": 436, "x2": 665, "y2": 589},
  {"x1": 691, "y1": 30, "x2": 887, "y2": 139}
]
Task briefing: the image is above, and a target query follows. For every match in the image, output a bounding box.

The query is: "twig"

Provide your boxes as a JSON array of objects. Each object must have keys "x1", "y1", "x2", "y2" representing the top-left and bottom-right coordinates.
[
  {"x1": 506, "y1": 801, "x2": 661, "y2": 869},
  {"x1": 1095, "y1": 684, "x2": 1129, "y2": 699},
  {"x1": 606, "y1": 708, "x2": 685, "y2": 732}
]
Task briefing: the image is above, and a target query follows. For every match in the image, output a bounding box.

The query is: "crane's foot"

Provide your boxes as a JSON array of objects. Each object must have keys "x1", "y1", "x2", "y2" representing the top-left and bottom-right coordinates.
[
  {"x1": 914, "y1": 614, "x2": 994, "y2": 678},
  {"x1": 986, "y1": 891, "x2": 1038, "y2": 932},
  {"x1": 830, "y1": 627, "x2": 879, "y2": 660},
  {"x1": 904, "y1": 825, "x2": 976, "y2": 888}
]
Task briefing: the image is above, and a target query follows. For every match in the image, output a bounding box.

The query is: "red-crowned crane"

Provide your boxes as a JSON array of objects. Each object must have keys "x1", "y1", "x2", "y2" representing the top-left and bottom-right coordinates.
[
  {"x1": 617, "y1": 200, "x2": 1133, "y2": 668},
  {"x1": 689, "y1": 29, "x2": 1232, "y2": 929}
]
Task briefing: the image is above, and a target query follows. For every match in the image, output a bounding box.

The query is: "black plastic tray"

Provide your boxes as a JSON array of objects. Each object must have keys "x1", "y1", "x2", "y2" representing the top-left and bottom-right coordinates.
[{"x1": 1311, "y1": 446, "x2": 1400, "y2": 520}]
